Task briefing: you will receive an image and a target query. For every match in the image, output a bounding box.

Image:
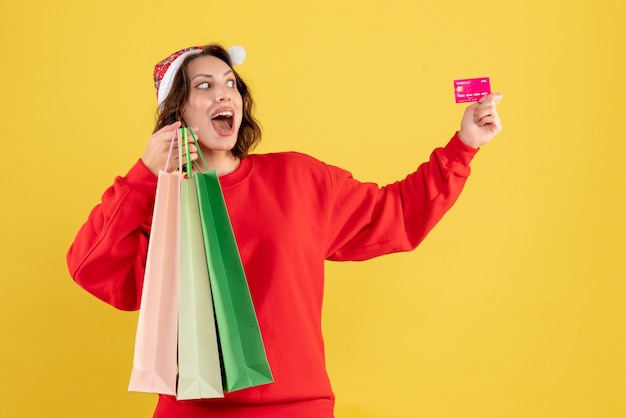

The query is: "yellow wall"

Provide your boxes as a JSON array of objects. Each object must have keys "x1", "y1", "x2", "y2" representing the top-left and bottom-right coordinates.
[{"x1": 1, "y1": 0, "x2": 624, "y2": 417}]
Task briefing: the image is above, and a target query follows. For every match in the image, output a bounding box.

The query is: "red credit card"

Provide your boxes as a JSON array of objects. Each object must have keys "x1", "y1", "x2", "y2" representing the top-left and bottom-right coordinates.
[{"x1": 454, "y1": 77, "x2": 491, "y2": 103}]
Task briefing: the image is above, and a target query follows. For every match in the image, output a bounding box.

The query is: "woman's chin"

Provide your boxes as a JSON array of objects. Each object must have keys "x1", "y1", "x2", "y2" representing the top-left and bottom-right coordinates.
[{"x1": 199, "y1": 138, "x2": 238, "y2": 154}]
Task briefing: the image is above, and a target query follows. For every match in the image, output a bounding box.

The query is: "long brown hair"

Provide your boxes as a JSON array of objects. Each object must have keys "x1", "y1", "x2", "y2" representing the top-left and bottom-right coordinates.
[{"x1": 154, "y1": 44, "x2": 262, "y2": 158}]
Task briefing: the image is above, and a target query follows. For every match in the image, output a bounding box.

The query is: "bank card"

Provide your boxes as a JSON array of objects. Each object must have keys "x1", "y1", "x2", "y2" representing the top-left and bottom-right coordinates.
[{"x1": 454, "y1": 77, "x2": 491, "y2": 103}]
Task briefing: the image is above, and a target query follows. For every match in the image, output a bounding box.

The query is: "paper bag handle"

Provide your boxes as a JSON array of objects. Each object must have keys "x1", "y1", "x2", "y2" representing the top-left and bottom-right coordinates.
[
  {"x1": 163, "y1": 129, "x2": 178, "y2": 173},
  {"x1": 178, "y1": 127, "x2": 209, "y2": 178}
]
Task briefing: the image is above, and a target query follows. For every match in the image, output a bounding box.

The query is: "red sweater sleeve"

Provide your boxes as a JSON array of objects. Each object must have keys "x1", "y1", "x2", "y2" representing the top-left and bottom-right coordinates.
[
  {"x1": 325, "y1": 133, "x2": 478, "y2": 261},
  {"x1": 67, "y1": 160, "x2": 158, "y2": 311}
]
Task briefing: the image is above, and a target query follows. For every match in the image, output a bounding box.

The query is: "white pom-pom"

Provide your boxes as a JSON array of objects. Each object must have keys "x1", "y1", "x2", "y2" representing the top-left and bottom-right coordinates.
[{"x1": 227, "y1": 45, "x2": 246, "y2": 66}]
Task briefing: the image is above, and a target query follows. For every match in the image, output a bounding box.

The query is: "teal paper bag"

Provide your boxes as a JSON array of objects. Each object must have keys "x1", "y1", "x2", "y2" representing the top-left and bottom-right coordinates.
[
  {"x1": 177, "y1": 179, "x2": 224, "y2": 400},
  {"x1": 194, "y1": 169, "x2": 273, "y2": 392}
]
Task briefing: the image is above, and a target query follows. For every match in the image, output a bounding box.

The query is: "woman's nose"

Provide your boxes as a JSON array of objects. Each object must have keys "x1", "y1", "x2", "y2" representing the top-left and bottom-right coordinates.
[{"x1": 214, "y1": 86, "x2": 230, "y2": 102}]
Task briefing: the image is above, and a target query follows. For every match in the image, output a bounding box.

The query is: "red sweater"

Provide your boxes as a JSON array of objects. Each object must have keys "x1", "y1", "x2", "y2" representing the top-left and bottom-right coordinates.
[{"x1": 67, "y1": 133, "x2": 478, "y2": 417}]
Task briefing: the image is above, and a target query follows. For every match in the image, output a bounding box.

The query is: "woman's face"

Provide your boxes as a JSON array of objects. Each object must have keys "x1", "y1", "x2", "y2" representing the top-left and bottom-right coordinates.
[{"x1": 182, "y1": 55, "x2": 243, "y2": 155}]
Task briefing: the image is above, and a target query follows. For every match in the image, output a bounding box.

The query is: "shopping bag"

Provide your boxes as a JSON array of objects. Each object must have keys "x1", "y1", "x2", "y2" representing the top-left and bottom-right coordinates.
[
  {"x1": 177, "y1": 173, "x2": 224, "y2": 400},
  {"x1": 194, "y1": 168, "x2": 274, "y2": 392},
  {"x1": 128, "y1": 168, "x2": 182, "y2": 395}
]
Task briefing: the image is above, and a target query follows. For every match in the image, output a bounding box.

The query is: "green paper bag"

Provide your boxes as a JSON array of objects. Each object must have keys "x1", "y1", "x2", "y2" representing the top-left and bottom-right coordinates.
[
  {"x1": 177, "y1": 178, "x2": 224, "y2": 400},
  {"x1": 194, "y1": 169, "x2": 273, "y2": 392}
]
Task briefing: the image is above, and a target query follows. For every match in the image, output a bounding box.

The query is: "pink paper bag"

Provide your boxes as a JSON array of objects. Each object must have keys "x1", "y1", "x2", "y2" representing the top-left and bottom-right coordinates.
[{"x1": 128, "y1": 169, "x2": 182, "y2": 395}]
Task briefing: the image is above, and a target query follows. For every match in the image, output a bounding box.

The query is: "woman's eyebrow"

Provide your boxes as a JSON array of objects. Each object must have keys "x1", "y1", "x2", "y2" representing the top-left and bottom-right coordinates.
[
  {"x1": 191, "y1": 73, "x2": 214, "y2": 81},
  {"x1": 191, "y1": 70, "x2": 233, "y2": 81}
]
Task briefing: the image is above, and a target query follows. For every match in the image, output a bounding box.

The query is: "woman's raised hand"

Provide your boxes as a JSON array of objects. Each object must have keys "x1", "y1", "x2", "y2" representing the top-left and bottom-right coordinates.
[
  {"x1": 141, "y1": 121, "x2": 199, "y2": 175},
  {"x1": 458, "y1": 93, "x2": 503, "y2": 149}
]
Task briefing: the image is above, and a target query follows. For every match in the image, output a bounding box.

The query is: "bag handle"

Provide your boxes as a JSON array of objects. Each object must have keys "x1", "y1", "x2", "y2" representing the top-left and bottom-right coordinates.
[
  {"x1": 179, "y1": 127, "x2": 209, "y2": 178},
  {"x1": 176, "y1": 127, "x2": 191, "y2": 177},
  {"x1": 163, "y1": 129, "x2": 178, "y2": 173},
  {"x1": 161, "y1": 126, "x2": 210, "y2": 177}
]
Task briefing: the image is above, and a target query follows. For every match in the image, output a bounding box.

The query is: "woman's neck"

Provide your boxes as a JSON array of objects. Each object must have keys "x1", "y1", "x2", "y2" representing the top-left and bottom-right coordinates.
[{"x1": 197, "y1": 150, "x2": 240, "y2": 177}]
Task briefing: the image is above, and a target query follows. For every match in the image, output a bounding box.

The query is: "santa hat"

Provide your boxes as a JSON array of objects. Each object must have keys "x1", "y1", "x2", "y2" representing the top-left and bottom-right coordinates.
[{"x1": 153, "y1": 45, "x2": 246, "y2": 105}]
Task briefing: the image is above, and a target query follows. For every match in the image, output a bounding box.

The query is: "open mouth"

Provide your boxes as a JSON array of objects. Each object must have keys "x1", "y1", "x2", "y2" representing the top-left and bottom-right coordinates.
[{"x1": 211, "y1": 110, "x2": 234, "y2": 133}]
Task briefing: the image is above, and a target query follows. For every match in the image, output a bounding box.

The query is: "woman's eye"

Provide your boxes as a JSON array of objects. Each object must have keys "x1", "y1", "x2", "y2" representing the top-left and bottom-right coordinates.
[
  {"x1": 226, "y1": 80, "x2": 236, "y2": 88},
  {"x1": 197, "y1": 82, "x2": 211, "y2": 89}
]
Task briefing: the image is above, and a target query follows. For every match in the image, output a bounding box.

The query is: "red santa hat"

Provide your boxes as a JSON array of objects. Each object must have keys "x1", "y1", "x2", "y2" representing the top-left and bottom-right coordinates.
[{"x1": 153, "y1": 45, "x2": 246, "y2": 105}]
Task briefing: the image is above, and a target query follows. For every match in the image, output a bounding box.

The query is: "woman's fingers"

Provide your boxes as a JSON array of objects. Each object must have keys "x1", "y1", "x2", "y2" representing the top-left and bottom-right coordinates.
[
  {"x1": 474, "y1": 93, "x2": 502, "y2": 122},
  {"x1": 170, "y1": 128, "x2": 200, "y2": 171},
  {"x1": 141, "y1": 123, "x2": 201, "y2": 174}
]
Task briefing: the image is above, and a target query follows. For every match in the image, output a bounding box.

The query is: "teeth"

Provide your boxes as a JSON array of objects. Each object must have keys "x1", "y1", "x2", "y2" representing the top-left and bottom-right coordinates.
[{"x1": 214, "y1": 111, "x2": 233, "y2": 117}]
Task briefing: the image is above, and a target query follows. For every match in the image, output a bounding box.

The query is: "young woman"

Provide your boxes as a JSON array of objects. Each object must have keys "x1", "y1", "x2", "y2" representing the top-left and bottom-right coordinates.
[{"x1": 67, "y1": 44, "x2": 503, "y2": 418}]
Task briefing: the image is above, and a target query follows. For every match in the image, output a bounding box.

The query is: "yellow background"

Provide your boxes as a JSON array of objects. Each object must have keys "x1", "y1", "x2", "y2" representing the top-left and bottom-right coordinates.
[{"x1": 1, "y1": 0, "x2": 624, "y2": 417}]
